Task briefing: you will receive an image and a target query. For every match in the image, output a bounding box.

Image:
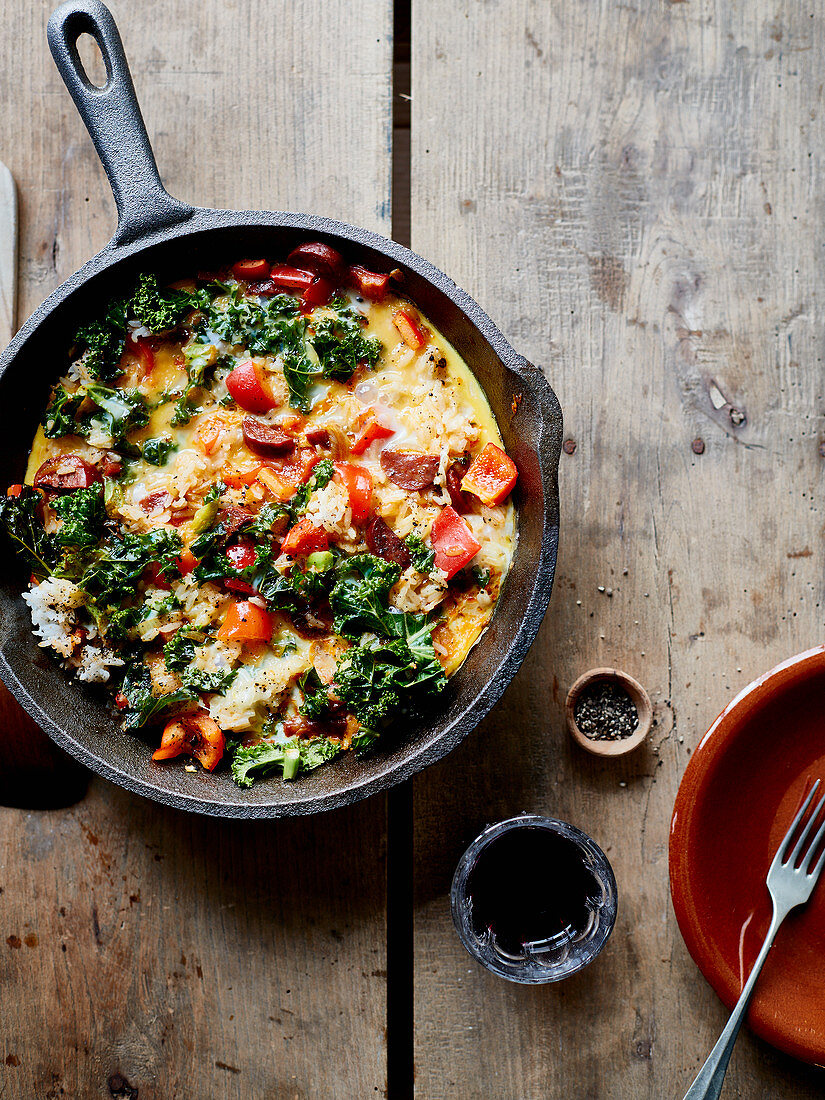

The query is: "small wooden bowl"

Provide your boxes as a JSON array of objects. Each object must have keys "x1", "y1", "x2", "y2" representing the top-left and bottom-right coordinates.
[{"x1": 566, "y1": 668, "x2": 652, "y2": 757}]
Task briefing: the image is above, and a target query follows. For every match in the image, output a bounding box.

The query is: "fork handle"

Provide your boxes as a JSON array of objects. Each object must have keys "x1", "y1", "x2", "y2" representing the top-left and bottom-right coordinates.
[{"x1": 682, "y1": 907, "x2": 783, "y2": 1100}]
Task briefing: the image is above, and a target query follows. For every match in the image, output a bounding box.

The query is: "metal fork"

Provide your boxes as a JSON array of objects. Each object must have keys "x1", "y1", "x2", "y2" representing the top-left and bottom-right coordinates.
[{"x1": 682, "y1": 779, "x2": 825, "y2": 1100}]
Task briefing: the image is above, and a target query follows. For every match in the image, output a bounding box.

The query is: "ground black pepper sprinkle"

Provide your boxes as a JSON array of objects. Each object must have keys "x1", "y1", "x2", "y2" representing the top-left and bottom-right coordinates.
[{"x1": 574, "y1": 681, "x2": 639, "y2": 741}]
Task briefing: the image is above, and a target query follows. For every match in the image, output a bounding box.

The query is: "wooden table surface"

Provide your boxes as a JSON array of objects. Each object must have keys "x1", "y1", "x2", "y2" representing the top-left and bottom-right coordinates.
[{"x1": 1, "y1": 1, "x2": 825, "y2": 1097}]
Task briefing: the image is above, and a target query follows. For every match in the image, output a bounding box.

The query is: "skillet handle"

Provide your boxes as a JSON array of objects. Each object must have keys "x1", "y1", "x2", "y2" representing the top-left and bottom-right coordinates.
[{"x1": 47, "y1": 0, "x2": 193, "y2": 247}]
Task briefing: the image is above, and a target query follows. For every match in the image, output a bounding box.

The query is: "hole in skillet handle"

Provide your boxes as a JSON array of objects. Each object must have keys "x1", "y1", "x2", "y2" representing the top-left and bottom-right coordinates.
[{"x1": 75, "y1": 30, "x2": 108, "y2": 90}]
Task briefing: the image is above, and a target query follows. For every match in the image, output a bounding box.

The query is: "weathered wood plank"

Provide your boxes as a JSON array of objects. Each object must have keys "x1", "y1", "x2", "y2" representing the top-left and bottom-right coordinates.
[
  {"x1": 412, "y1": 1, "x2": 825, "y2": 1096},
  {"x1": 0, "y1": 1, "x2": 392, "y2": 1096}
]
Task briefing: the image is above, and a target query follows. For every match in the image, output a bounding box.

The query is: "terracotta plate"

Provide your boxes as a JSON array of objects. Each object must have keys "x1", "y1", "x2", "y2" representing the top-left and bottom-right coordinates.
[{"x1": 670, "y1": 645, "x2": 825, "y2": 1067}]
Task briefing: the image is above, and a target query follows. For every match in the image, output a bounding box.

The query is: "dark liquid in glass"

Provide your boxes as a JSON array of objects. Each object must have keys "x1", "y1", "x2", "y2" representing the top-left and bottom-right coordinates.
[{"x1": 466, "y1": 827, "x2": 600, "y2": 956}]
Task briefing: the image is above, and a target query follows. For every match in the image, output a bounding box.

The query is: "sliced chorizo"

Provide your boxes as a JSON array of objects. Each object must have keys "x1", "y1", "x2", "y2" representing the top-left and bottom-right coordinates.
[
  {"x1": 286, "y1": 241, "x2": 344, "y2": 279},
  {"x1": 283, "y1": 710, "x2": 348, "y2": 741},
  {"x1": 365, "y1": 516, "x2": 411, "y2": 568},
  {"x1": 380, "y1": 449, "x2": 440, "y2": 491},
  {"x1": 306, "y1": 423, "x2": 348, "y2": 457},
  {"x1": 446, "y1": 456, "x2": 473, "y2": 513},
  {"x1": 100, "y1": 453, "x2": 123, "y2": 478},
  {"x1": 305, "y1": 426, "x2": 330, "y2": 447},
  {"x1": 33, "y1": 454, "x2": 102, "y2": 493},
  {"x1": 217, "y1": 506, "x2": 255, "y2": 539},
  {"x1": 242, "y1": 417, "x2": 295, "y2": 456},
  {"x1": 140, "y1": 490, "x2": 172, "y2": 515}
]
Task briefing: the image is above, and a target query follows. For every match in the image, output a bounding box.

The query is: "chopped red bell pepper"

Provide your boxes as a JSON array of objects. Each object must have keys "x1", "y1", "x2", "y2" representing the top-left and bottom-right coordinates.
[
  {"x1": 347, "y1": 264, "x2": 391, "y2": 301},
  {"x1": 349, "y1": 408, "x2": 394, "y2": 455},
  {"x1": 217, "y1": 600, "x2": 275, "y2": 643},
  {"x1": 6, "y1": 484, "x2": 23, "y2": 497},
  {"x1": 223, "y1": 577, "x2": 255, "y2": 595},
  {"x1": 226, "y1": 359, "x2": 275, "y2": 414},
  {"x1": 302, "y1": 275, "x2": 336, "y2": 309},
  {"x1": 114, "y1": 691, "x2": 129, "y2": 710},
  {"x1": 152, "y1": 710, "x2": 225, "y2": 771},
  {"x1": 256, "y1": 447, "x2": 322, "y2": 501},
  {"x1": 225, "y1": 542, "x2": 256, "y2": 571},
  {"x1": 178, "y1": 548, "x2": 199, "y2": 576},
  {"x1": 281, "y1": 517, "x2": 329, "y2": 557},
  {"x1": 231, "y1": 258, "x2": 271, "y2": 281},
  {"x1": 461, "y1": 443, "x2": 518, "y2": 506},
  {"x1": 392, "y1": 308, "x2": 428, "y2": 350},
  {"x1": 146, "y1": 547, "x2": 199, "y2": 588},
  {"x1": 430, "y1": 505, "x2": 481, "y2": 579},
  {"x1": 144, "y1": 562, "x2": 171, "y2": 590},
  {"x1": 223, "y1": 464, "x2": 265, "y2": 489},
  {"x1": 269, "y1": 265, "x2": 316, "y2": 292},
  {"x1": 223, "y1": 541, "x2": 256, "y2": 593},
  {"x1": 334, "y1": 462, "x2": 373, "y2": 525}
]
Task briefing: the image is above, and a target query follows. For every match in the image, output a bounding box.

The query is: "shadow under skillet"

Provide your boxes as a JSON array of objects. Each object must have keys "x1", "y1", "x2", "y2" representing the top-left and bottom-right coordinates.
[{"x1": 0, "y1": 684, "x2": 89, "y2": 809}]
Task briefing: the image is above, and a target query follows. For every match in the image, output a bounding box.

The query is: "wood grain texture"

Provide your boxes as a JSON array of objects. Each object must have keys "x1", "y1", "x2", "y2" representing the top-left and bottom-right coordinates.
[
  {"x1": 411, "y1": 1, "x2": 825, "y2": 1096},
  {"x1": 0, "y1": 1, "x2": 392, "y2": 1097}
]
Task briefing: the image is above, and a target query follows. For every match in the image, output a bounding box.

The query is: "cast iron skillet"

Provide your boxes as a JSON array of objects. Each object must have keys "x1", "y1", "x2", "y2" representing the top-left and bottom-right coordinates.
[{"x1": 0, "y1": 0, "x2": 562, "y2": 818}]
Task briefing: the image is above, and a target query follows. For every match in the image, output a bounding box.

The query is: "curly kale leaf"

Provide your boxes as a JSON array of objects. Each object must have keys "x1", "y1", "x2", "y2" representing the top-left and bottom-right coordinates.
[
  {"x1": 281, "y1": 338, "x2": 322, "y2": 413},
  {"x1": 0, "y1": 486, "x2": 60, "y2": 578},
  {"x1": 289, "y1": 458, "x2": 335, "y2": 516},
  {"x1": 204, "y1": 481, "x2": 226, "y2": 504},
  {"x1": 329, "y1": 553, "x2": 401, "y2": 641},
  {"x1": 119, "y1": 662, "x2": 193, "y2": 732},
  {"x1": 206, "y1": 289, "x2": 381, "y2": 412},
  {"x1": 405, "y1": 535, "x2": 435, "y2": 574},
  {"x1": 105, "y1": 589, "x2": 183, "y2": 642},
  {"x1": 334, "y1": 625, "x2": 447, "y2": 732},
  {"x1": 311, "y1": 305, "x2": 381, "y2": 381},
  {"x1": 205, "y1": 285, "x2": 300, "y2": 351},
  {"x1": 42, "y1": 386, "x2": 85, "y2": 439},
  {"x1": 130, "y1": 273, "x2": 200, "y2": 334},
  {"x1": 42, "y1": 382, "x2": 147, "y2": 445},
  {"x1": 171, "y1": 396, "x2": 199, "y2": 427},
  {"x1": 298, "y1": 667, "x2": 332, "y2": 720},
  {"x1": 104, "y1": 606, "x2": 142, "y2": 642},
  {"x1": 182, "y1": 666, "x2": 236, "y2": 694},
  {"x1": 169, "y1": 342, "x2": 219, "y2": 426},
  {"x1": 252, "y1": 564, "x2": 303, "y2": 613},
  {"x1": 52, "y1": 485, "x2": 107, "y2": 549},
  {"x1": 244, "y1": 502, "x2": 289, "y2": 540},
  {"x1": 163, "y1": 629, "x2": 197, "y2": 671},
  {"x1": 79, "y1": 527, "x2": 183, "y2": 615},
  {"x1": 290, "y1": 553, "x2": 335, "y2": 603},
  {"x1": 85, "y1": 383, "x2": 149, "y2": 444},
  {"x1": 73, "y1": 298, "x2": 128, "y2": 381},
  {"x1": 230, "y1": 733, "x2": 341, "y2": 788},
  {"x1": 280, "y1": 303, "x2": 381, "y2": 410},
  {"x1": 67, "y1": 274, "x2": 208, "y2": 385},
  {"x1": 141, "y1": 436, "x2": 176, "y2": 467},
  {"x1": 161, "y1": 625, "x2": 236, "y2": 693}
]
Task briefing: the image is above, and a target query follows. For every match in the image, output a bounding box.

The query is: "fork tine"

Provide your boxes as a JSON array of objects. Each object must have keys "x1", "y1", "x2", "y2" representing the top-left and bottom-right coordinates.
[
  {"x1": 776, "y1": 779, "x2": 820, "y2": 864},
  {"x1": 811, "y1": 845, "x2": 825, "y2": 882},
  {"x1": 786, "y1": 789, "x2": 825, "y2": 867},
  {"x1": 800, "y1": 813, "x2": 825, "y2": 873}
]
